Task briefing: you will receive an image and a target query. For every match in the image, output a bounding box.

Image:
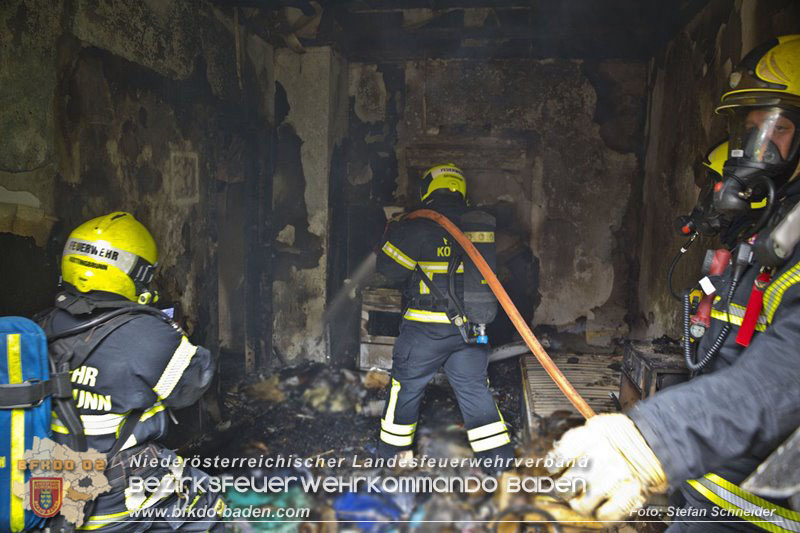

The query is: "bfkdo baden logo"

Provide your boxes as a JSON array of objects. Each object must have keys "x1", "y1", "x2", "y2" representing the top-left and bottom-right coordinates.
[{"x1": 30, "y1": 477, "x2": 63, "y2": 518}]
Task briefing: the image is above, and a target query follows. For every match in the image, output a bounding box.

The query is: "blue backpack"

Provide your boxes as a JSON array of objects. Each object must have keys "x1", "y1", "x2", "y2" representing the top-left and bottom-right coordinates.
[
  {"x1": 0, "y1": 307, "x2": 171, "y2": 532},
  {"x1": 0, "y1": 317, "x2": 51, "y2": 532}
]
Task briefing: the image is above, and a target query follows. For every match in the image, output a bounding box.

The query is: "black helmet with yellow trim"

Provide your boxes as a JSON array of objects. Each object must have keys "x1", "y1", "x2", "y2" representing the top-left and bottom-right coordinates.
[
  {"x1": 419, "y1": 163, "x2": 467, "y2": 203},
  {"x1": 61, "y1": 212, "x2": 158, "y2": 303},
  {"x1": 716, "y1": 35, "x2": 800, "y2": 188}
]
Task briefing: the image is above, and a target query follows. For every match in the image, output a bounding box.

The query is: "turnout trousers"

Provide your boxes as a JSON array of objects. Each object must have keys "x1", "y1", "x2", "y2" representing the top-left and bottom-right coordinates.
[{"x1": 377, "y1": 321, "x2": 514, "y2": 462}]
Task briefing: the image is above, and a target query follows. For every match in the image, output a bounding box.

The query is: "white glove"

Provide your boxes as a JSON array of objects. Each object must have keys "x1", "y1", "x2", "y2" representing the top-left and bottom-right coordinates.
[{"x1": 545, "y1": 414, "x2": 668, "y2": 522}]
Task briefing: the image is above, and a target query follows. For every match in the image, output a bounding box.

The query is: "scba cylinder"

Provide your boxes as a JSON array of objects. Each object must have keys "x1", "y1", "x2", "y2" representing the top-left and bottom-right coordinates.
[{"x1": 460, "y1": 210, "x2": 497, "y2": 324}]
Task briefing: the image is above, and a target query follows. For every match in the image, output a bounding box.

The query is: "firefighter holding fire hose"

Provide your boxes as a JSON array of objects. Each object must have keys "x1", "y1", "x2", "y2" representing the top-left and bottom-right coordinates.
[
  {"x1": 546, "y1": 35, "x2": 800, "y2": 531},
  {"x1": 372, "y1": 164, "x2": 515, "y2": 466}
]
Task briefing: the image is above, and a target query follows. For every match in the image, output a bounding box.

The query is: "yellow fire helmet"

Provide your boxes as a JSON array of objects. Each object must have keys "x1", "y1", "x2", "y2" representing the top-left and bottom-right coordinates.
[
  {"x1": 703, "y1": 140, "x2": 728, "y2": 180},
  {"x1": 61, "y1": 212, "x2": 158, "y2": 303},
  {"x1": 717, "y1": 35, "x2": 800, "y2": 112},
  {"x1": 420, "y1": 163, "x2": 467, "y2": 202},
  {"x1": 716, "y1": 35, "x2": 800, "y2": 183}
]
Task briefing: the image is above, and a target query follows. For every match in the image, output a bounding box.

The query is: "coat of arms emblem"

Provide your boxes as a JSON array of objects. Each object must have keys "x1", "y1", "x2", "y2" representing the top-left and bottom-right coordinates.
[{"x1": 30, "y1": 477, "x2": 63, "y2": 518}]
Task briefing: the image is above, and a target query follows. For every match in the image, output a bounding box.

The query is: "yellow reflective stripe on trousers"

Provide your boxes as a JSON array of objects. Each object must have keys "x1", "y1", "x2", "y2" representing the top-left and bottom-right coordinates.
[
  {"x1": 381, "y1": 379, "x2": 416, "y2": 446},
  {"x1": 688, "y1": 473, "x2": 800, "y2": 533},
  {"x1": 470, "y1": 432, "x2": 511, "y2": 452},
  {"x1": 763, "y1": 261, "x2": 800, "y2": 324},
  {"x1": 153, "y1": 336, "x2": 198, "y2": 400},
  {"x1": 7, "y1": 334, "x2": 25, "y2": 531},
  {"x1": 381, "y1": 419, "x2": 416, "y2": 436},
  {"x1": 380, "y1": 431, "x2": 414, "y2": 447},
  {"x1": 467, "y1": 421, "x2": 507, "y2": 441},
  {"x1": 382, "y1": 241, "x2": 416, "y2": 270},
  {"x1": 384, "y1": 379, "x2": 401, "y2": 426},
  {"x1": 403, "y1": 308, "x2": 452, "y2": 324}
]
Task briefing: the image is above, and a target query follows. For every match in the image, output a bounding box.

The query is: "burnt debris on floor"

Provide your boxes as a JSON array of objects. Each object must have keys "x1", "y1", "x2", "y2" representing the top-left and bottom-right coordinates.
[
  {"x1": 193, "y1": 358, "x2": 523, "y2": 464},
  {"x1": 180, "y1": 356, "x2": 649, "y2": 532}
]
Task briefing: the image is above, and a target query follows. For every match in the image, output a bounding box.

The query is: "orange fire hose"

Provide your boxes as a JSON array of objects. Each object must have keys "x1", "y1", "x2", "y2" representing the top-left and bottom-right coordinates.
[{"x1": 407, "y1": 209, "x2": 596, "y2": 419}]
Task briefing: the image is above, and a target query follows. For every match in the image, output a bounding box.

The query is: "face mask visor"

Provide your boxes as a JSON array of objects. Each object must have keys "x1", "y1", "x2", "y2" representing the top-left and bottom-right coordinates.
[{"x1": 726, "y1": 106, "x2": 800, "y2": 179}]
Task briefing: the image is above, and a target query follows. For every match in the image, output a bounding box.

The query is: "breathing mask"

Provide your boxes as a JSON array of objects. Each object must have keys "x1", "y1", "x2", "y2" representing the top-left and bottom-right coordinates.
[{"x1": 712, "y1": 107, "x2": 800, "y2": 236}]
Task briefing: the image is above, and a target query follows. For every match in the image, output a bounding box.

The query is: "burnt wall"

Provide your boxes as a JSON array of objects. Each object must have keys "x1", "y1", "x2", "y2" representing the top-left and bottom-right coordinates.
[
  {"x1": 342, "y1": 57, "x2": 648, "y2": 347},
  {"x1": 636, "y1": 0, "x2": 800, "y2": 338},
  {"x1": 272, "y1": 46, "x2": 348, "y2": 363},
  {"x1": 0, "y1": 0, "x2": 275, "y2": 374}
]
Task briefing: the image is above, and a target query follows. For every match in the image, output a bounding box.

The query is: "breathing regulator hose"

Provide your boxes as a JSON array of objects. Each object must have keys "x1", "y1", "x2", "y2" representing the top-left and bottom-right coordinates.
[
  {"x1": 682, "y1": 290, "x2": 732, "y2": 372},
  {"x1": 407, "y1": 209, "x2": 596, "y2": 419},
  {"x1": 668, "y1": 232, "x2": 699, "y2": 302},
  {"x1": 682, "y1": 248, "x2": 747, "y2": 373}
]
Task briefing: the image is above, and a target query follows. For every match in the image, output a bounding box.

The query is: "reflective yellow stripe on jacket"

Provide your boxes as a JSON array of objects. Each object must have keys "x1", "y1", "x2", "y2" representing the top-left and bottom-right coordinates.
[
  {"x1": 688, "y1": 473, "x2": 800, "y2": 533},
  {"x1": 153, "y1": 336, "x2": 198, "y2": 400},
  {"x1": 707, "y1": 259, "x2": 800, "y2": 333},
  {"x1": 416, "y1": 261, "x2": 463, "y2": 295},
  {"x1": 382, "y1": 241, "x2": 416, "y2": 270},
  {"x1": 710, "y1": 302, "x2": 768, "y2": 332},
  {"x1": 51, "y1": 403, "x2": 165, "y2": 435},
  {"x1": 403, "y1": 308, "x2": 452, "y2": 324},
  {"x1": 763, "y1": 260, "x2": 800, "y2": 324},
  {"x1": 52, "y1": 403, "x2": 166, "y2": 452}
]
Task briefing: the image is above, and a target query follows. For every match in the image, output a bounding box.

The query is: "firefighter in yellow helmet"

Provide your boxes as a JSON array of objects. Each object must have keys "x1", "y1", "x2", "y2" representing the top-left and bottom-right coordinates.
[
  {"x1": 60, "y1": 211, "x2": 159, "y2": 304},
  {"x1": 419, "y1": 163, "x2": 468, "y2": 202},
  {"x1": 704, "y1": 139, "x2": 728, "y2": 178},
  {"x1": 546, "y1": 36, "x2": 800, "y2": 531},
  {"x1": 39, "y1": 212, "x2": 224, "y2": 531},
  {"x1": 676, "y1": 140, "x2": 730, "y2": 239},
  {"x1": 372, "y1": 164, "x2": 515, "y2": 469},
  {"x1": 717, "y1": 35, "x2": 800, "y2": 184}
]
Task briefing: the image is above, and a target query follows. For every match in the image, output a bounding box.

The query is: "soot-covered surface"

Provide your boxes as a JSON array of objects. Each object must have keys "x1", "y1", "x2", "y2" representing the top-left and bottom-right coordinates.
[{"x1": 190, "y1": 358, "x2": 522, "y2": 464}]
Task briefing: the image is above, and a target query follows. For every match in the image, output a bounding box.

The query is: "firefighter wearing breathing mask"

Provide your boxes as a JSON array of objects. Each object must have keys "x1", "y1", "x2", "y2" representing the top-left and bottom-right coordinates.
[
  {"x1": 373, "y1": 164, "x2": 515, "y2": 468},
  {"x1": 37, "y1": 212, "x2": 224, "y2": 532},
  {"x1": 546, "y1": 35, "x2": 800, "y2": 531}
]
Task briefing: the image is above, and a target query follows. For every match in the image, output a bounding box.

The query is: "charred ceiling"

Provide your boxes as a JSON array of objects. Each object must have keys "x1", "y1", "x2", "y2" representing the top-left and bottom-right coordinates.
[{"x1": 218, "y1": 0, "x2": 709, "y2": 61}]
